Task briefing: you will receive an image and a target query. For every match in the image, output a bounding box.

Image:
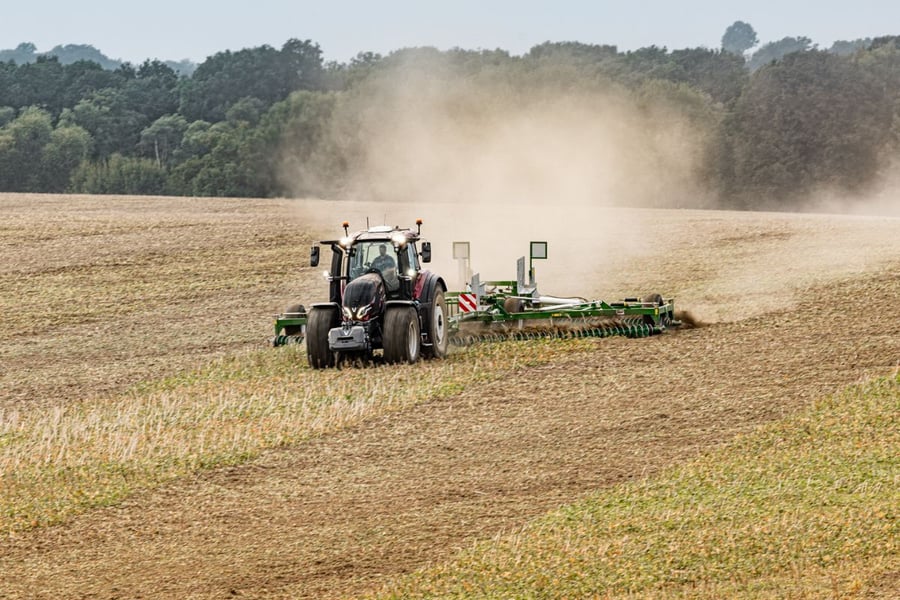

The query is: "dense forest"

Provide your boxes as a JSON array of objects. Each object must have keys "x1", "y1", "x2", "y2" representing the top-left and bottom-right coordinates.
[{"x1": 1, "y1": 22, "x2": 899, "y2": 210}]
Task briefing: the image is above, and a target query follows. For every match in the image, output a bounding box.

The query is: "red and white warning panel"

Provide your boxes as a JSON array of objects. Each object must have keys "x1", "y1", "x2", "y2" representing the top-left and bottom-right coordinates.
[{"x1": 457, "y1": 292, "x2": 477, "y2": 313}]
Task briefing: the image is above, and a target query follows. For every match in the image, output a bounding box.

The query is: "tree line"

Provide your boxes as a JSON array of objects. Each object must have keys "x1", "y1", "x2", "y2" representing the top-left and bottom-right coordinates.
[{"x1": 1, "y1": 26, "x2": 899, "y2": 209}]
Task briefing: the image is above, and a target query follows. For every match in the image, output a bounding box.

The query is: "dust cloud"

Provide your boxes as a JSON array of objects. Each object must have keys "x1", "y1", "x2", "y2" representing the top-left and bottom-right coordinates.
[
  {"x1": 282, "y1": 54, "x2": 900, "y2": 316},
  {"x1": 801, "y1": 161, "x2": 900, "y2": 217},
  {"x1": 283, "y1": 54, "x2": 716, "y2": 294}
]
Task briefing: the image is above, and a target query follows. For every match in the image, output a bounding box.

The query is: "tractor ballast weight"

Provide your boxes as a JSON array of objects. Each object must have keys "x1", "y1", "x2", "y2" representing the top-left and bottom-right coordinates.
[{"x1": 273, "y1": 220, "x2": 449, "y2": 368}]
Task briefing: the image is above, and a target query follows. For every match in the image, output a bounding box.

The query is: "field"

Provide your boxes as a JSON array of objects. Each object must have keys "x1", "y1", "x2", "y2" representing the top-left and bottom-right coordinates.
[{"x1": 0, "y1": 193, "x2": 898, "y2": 598}]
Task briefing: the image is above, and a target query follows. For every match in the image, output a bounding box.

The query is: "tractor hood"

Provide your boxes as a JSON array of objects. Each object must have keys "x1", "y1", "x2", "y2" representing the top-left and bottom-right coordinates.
[{"x1": 342, "y1": 272, "x2": 386, "y2": 321}]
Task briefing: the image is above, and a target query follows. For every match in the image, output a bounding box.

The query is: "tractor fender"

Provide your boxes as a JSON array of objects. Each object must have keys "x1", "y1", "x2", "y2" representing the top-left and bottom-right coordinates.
[
  {"x1": 310, "y1": 302, "x2": 341, "y2": 312},
  {"x1": 385, "y1": 300, "x2": 416, "y2": 308},
  {"x1": 414, "y1": 271, "x2": 447, "y2": 306}
]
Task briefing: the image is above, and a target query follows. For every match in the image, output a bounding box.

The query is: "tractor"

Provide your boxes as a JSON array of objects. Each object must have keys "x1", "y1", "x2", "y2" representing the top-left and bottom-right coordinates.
[{"x1": 275, "y1": 219, "x2": 449, "y2": 368}]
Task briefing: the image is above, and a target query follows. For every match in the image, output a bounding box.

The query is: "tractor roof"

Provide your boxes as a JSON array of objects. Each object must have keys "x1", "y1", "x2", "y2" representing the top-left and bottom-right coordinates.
[
  {"x1": 319, "y1": 222, "x2": 422, "y2": 246},
  {"x1": 356, "y1": 226, "x2": 419, "y2": 243}
]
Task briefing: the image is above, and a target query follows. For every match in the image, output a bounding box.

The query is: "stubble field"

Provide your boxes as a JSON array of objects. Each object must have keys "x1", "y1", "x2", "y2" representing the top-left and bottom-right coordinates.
[{"x1": 0, "y1": 193, "x2": 898, "y2": 598}]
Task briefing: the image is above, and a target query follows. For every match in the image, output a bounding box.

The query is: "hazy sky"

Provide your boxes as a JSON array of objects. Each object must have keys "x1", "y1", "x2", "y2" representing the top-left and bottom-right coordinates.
[{"x1": 2, "y1": 1, "x2": 898, "y2": 64}]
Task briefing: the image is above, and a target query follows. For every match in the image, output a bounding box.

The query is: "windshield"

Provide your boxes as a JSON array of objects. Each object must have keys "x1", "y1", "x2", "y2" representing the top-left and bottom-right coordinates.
[{"x1": 348, "y1": 241, "x2": 398, "y2": 280}]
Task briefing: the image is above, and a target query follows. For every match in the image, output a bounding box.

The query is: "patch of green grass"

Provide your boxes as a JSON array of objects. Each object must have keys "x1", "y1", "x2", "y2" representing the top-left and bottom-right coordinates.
[
  {"x1": 374, "y1": 374, "x2": 899, "y2": 599},
  {"x1": 0, "y1": 338, "x2": 593, "y2": 533}
]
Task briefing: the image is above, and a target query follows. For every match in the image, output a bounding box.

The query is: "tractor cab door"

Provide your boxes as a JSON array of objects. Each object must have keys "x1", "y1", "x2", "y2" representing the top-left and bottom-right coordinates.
[
  {"x1": 397, "y1": 244, "x2": 421, "y2": 300},
  {"x1": 328, "y1": 245, "x2": 343, "y2": 303}
]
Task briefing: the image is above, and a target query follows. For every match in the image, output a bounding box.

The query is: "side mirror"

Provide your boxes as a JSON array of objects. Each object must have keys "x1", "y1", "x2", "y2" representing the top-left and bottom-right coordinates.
[
  {"x1": 421, "y1": 241, "x2": 432, "y2": 263},
  {"x1": 310, "y1": 246, "x2": 320, "y2": 267}
]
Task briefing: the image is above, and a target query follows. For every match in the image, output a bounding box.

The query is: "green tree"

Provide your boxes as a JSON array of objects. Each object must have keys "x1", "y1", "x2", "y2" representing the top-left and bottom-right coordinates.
[
  {"x1": 828, "y1": 39, "x2": 872, "y2": 56},
  {"x1": 58, "y1": 60, "x2": 123, "y2": 111},
  {"x1": 70, "y1": 154, "x2": 167, "y2": 194},
  {"x1": 60, "y1": 88, "x2": 149, "y2": 158},
  {"x1": 122, "y1": 60, "x2": 180, "y2": 122},
  {"x1": 748, "y1": 37, "x2": 814, "y2": 71},
  {"x1": 0, "y1": 42, "x2": 38, "y2": 64},
  {"x1": 255, "y1": 90, "x2": 339, "y2": 196},
  {"x1": 44, "y1": 44, "x2": 120, "y2": 69},
  {"x1": 139, "y1": 114, "x2": 188, "y2": 167},
  {"x1": 321, "y1": 51, "x2": 384, "y2": 90},
  {"x1": 168, "y1": 121, "x2": 267, "y2": 197},
  {"x1": 7, "y1": 56, "x2": 66, "y2": 114},
  {"x1": 171, "y1": 119, "x2": 213, "y2": 164},
  {"x1": 722, "y1": 51, "x2": 893, "y2": 205},
  {"x1": 0, "y1": 106, "x2": 14, "y2": 127},
  {"x1": 0, "y1": 62, "x2": 17, "y2": 108},
  {"x1": 178, "y1": 39, "x2": 323, "y2": 122},
  {"x1": 40, "y1": 124, "x2": 93, "y2": 191},
  {"x1": 0, "y1": 106, "x2": 53, "y2": 190},
  {"x1": 225, "y1": 97, "x2": 266, "y2": 126},
  {"x1": 664, "y1": 48, "x2": 748, "y2": 105},
  {"x1": 721, "y1": 21, "x2": 758, "y2": 56}
]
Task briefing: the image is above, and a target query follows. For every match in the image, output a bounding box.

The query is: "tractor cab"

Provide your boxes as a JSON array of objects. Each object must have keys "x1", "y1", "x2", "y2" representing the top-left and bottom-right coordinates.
[{"x1": 313, "y1": 222, "x2": 430, "y2": 303}]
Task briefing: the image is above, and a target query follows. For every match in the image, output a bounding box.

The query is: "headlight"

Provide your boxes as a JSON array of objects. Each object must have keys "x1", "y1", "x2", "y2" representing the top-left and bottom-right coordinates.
[
  {"x1": 406, "y1": 268, "x2": 416, "y2": 278},
  {"x1": 322, "y1": 270, "x2": 331, "y2": 280},
  {"x1": 391, "y1": 232, "x2": 407, "y2": 247},
  {"x1": 339, "y1": 236, "x2": 353, "y2": 248},
  {"x1": 356, "y1": 305, "x2": 371, "y2": 320},
  {"x1": 342, "y1": 306, "x2": 353, "y2": 320}
]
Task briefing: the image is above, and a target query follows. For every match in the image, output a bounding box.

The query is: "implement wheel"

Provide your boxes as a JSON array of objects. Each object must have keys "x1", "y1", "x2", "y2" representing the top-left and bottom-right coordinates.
[
  {"x1": 503, "y1": 297, "x2": 525, "y2": 314},
  {"x1": 423, "y1": 288, "x2": 449, "y2": 359},
  {"x1": 642, "y1": 293, "x2": 664, "y2": 306},
  {"x1": 307, "y1": 307, "x2": 338, "y2": 369},
  {"x1": 642, "y1": 293, "x2": 669, "y2": 330},
  {"x1": 383, "y1": 307, "x2": 421, "y2": 364},
  {"x1": 283, "y1": 303, "x2": 306, "y2": 336}
]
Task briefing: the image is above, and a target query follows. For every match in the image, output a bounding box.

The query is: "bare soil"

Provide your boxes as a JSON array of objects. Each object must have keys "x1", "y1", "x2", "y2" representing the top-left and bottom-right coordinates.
[{"x1": 1, "y1": 194, "x2": 899, "y2": 598}]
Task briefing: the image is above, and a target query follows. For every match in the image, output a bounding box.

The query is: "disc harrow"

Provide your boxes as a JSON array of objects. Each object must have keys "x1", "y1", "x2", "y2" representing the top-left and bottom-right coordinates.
[
  {"x1": 449, "y1": 318, "x2": 655, "y2": 346},
  {"x1": 444, "y1": 248, "x2": 679, "y2": 346}
]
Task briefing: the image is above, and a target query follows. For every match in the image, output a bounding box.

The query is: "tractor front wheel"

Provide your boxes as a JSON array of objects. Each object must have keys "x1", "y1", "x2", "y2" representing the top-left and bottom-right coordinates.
[
  {"x1": 307, "y1": 307, "x2": 338, "y2": 369},
  {"x1": 383, "y1": 307, "x2": 421, "y2": 364}
]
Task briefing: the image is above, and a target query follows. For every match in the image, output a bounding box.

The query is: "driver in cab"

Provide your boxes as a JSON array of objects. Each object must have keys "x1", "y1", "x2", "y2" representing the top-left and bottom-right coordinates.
[{"x1": 371, "y1": 244, "x2": 395, "y2": 273}]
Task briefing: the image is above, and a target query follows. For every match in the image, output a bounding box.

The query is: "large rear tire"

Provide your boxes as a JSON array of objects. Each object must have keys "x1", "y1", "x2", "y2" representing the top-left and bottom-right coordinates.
[
  {"x1": 383, "y1": 307, "x2": 421, "y2": 364},
  {"x1": 423, "y1": 288, "x2": 449, "y2": 359},
  {"x1": 307, "y1": 307, "x2": 338, "y2": 369}
]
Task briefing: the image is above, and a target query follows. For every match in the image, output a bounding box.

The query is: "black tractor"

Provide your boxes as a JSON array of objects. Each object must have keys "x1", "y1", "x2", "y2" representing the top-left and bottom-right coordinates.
[{"x1": 304, "y1": 220, "x2": 449, "y2": 368}]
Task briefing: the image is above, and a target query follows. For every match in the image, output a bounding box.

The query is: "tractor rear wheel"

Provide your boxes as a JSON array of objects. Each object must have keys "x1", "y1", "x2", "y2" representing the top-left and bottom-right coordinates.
[
  {"x1": 307, "y1": 307, "x2": 338, "y2": 369},
  {"x1": 423, "y1": 288, "x2": 449, "y2": 359},
  {"x1": 383, "y1": 307, "x2": 421, "y2": 364}
]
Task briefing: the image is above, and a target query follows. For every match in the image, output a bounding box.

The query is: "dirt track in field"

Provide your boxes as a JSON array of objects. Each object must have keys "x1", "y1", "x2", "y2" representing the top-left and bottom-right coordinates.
[{"x1": 1, "y1": 195, "x2": 899, "y2": 598}]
